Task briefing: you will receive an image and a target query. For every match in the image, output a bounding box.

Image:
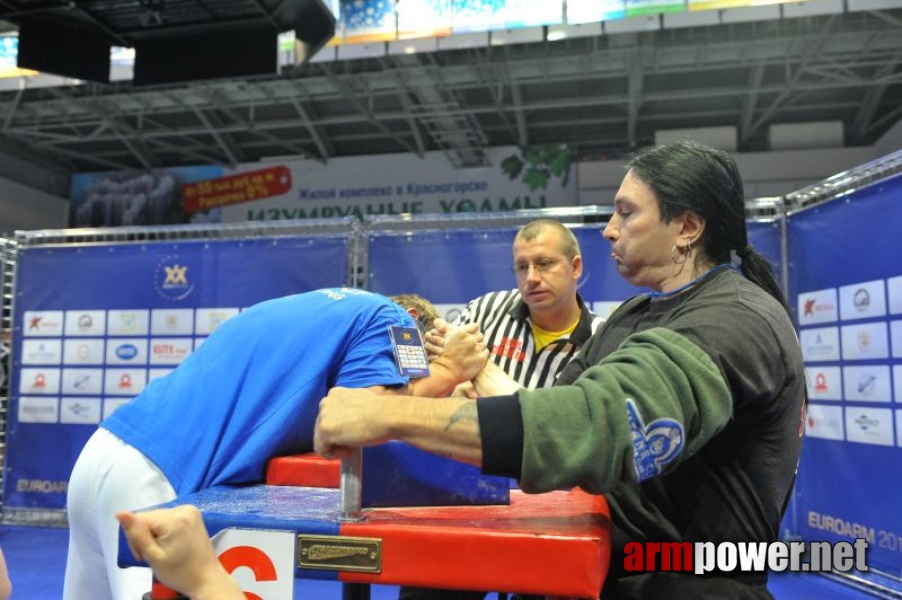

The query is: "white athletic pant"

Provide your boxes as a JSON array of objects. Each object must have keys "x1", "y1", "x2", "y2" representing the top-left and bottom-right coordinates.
[{"x1": 63, "y1": 428, "x2": 177, "y2": 600}]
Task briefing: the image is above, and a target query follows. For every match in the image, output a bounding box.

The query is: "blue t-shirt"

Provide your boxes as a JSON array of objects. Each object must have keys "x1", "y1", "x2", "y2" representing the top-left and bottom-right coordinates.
[{"x1": 102, "y1": 288, "x2": 413, "y2": 494}]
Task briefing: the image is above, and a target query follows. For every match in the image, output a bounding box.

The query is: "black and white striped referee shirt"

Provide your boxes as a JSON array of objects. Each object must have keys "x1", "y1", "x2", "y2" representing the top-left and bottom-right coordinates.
[{"x1": 454, "y1": 289, "x2": 603, "y2": 390}]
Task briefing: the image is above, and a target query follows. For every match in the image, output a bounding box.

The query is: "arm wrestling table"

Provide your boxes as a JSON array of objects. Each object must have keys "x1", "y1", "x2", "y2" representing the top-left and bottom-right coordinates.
[{"x1": 122, "y1": 454, "x2": 612, "y2": 599}]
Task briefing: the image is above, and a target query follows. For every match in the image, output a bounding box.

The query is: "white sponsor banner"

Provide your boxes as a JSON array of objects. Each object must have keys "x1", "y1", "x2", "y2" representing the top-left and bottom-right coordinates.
[
  {"x1": 107, "y1": 310, "x2": 150, "y2": 336},
  {"x1": 211, "y1": 528, "x2": 295, "y2": 600},
  {"x1": 887, "y1": 275, "x2": 902, "y2": 315},
  {"x1": 839, "y1": 279, "x2": 886, "y2": 321},
  {"x1": 845, "y1": 407, "x2": 894, "y2": 446},
  {"x1": 104, "y1": 368, "x2": 147, "y2": 396},
  {"x1": 19, "y1": 368, "x2": 61, "y2": 395},
  {"x1": 22, "y1": 311, "x2": 64, "y2": 337},
  {"x1": 897, "y1": 410, "x2": 902, "y2": 448},
  {"x1": 62, "y1": 368, "x2": 104, "y2": 395},
  {"x1": 151, "y1": 308, "x2": 195, "y2": 335},
  {"x1": 805, "y1": 404, "x2": 844, "y2": 441},
  {"x1": 797, "y1": 288, "x2": 838, "y2": 326},
  {"x1": 806, "y1": 366, "x2": 842, "y2": 401},
  {"x1": 18, "y1": 397, "x2": 59, "y2": 424},
  {"x1": 105, "y1": 338, "x2": 149, "y2": 365},
  {"x1": 799, "y1": 327, "x2": 841, "y2": 362},
  {"x1": 220, "y1": 147, "x2": 578, "y2": 222},
  {"x1": 891, "y1": 320, "x2": 902, "y2": 359},
  {"x1": 894, "y1": 365, "x2": 902, "y2": 404},
  {"x1": 840, "y1": 322, "x2": 889, "y2": 361},
  {"x1": 63, "y1": 339, "x2": 106, "y2": 365},
  {"x1": 64, "y1": 310, "x2": 107, "y2": 336},
  {"x1": 842, "y1": 365, "x2": 892, "y2": 403},
  {"x1": 60, "y1": 398, "x2": 102, "y2": 425},
  {"x1": 149, "y1": 338, "x2": 193, "y2": 365},
  {"x1": 195, "y1": 308, "x2": 240, "y2": 335},
  {"x1": 20, "y1": 340, "x2": 62, "y2": 365}
]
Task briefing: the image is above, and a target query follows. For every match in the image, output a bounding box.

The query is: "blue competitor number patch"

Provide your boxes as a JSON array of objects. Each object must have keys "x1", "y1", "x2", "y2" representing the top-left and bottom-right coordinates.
[{"x1": 625, "y1": 399, "x2": 684, "y2": 481}]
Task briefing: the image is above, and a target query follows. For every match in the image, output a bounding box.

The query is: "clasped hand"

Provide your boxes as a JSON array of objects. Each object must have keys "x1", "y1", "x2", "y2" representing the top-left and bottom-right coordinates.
[{"x1": 427, "y1": 318, "x2": 488, "y2": 382}]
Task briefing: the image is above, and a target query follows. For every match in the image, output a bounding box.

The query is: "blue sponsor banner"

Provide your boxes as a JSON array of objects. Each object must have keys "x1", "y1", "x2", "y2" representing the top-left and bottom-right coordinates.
[
  {"x1": 6, "y1": 236, "x2": 349, "y2": 509},
  {"x1": 747, "y1": 220, "x2": 782, "y2": 275},
  {"x1": 787, "y1": 174, "x2": 902, "y2": 575}
]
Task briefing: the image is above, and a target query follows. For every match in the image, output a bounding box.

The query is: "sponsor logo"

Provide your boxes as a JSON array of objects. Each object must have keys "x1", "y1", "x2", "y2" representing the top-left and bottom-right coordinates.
[
  {"x1": 626, "y1": 399, "x2": 683, "y2": 481},
  {"x1": 118, "y1": 373, "x2": 133, "y2": 390},
  {"x1": 856, "y1": 331, "x2": 871, "y2": 353},
  {"x1": 804, "y1": 404, "x2": 843, "y2": 440},
  {"x1": 800, "y1": 327, "x2": 840, "y2": 361},
  {"x1": 115, "y1": 344, "x2": 139, "y2": 360},
  {"x1": 155, "y1": 255, "x2": 196, "y2": 301},
  {"x1": 73, "y1": 374, "x2": 92, "y2": 390},
  {"x1": 843, "y1": 366, "x2": 891, "y2": 402},
  {"x1": 853, "y1": 414, "x2": 879, "y2": 431},
  {"x1": 119, "y1": 314, "x2": 139, "y2": 333},
  {"x1": 840, "y1": 280, "x2": 886, "y2": 320},
  {"x1": 78, "y1": 314, "x2": 93, "y2": 330},
  {"x1": 67, "y1": 402, "x2": 91, "y2": 416},
  {"x1": 23, "y1": 341, "x2": 60, "y2": 363},
  {"x1": 804, "y1": 298, "x2": 816, "y2": 316},
  {"x1": 24, "y1": 311, "x2": 64, "y2": 335},
  {"x1": 797, "y1": 289, "x2": 837, "y2": 325},
  {"x1": 846, "y1": 407, "x2": 893, "y2": 446},
  {"x1": 492, "y1": 337, "x2": 526, "y2": 361},
  {"x1": 857, "y1": 373, "x2": 877, "y2": 396}
]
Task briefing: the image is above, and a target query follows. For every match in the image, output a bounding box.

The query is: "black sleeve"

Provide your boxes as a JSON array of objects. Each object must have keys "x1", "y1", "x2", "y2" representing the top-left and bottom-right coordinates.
[{"x1": 477, "y1": 394, "x2": 524, "y2": 479}]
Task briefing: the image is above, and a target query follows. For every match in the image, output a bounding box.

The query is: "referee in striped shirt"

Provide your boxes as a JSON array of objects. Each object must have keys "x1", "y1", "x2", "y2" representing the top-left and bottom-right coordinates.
[
  {"x1": 453, "y1": 219, "x2": 604, "y2": 391},
  {"x1": 404, "y1": 219, "x2": 604, "y2": 600}
]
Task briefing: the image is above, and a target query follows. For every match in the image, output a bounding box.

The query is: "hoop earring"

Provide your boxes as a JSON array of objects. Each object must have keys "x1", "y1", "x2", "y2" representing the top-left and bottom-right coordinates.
[
  {"x1": 670, "y1": 243, "x2": 687, "y2": 265},
  {"x1": 685, "y1": 238, "x2": 692, "y2": 255}
]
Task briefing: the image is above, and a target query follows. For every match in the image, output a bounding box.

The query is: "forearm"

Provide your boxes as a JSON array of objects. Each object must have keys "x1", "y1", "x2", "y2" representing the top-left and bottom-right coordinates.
[
  {"x1": 472, "y1": 360, "x2": 522, "y2": 396},
  {"x1": 385, "y1": 396, "x2": 484, "y2": 465},
  {"x1": 409, "y1": 359, "x2": 469, "y2": 397},
  {"x1": 315, "y1": 389, "x2": 484, "y2": 466}
]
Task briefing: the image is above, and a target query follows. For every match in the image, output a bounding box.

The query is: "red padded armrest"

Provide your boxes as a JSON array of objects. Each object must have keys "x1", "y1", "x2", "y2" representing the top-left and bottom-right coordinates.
[{"x1": 265, "y1": 453, "x2": 340, "y2": 488}]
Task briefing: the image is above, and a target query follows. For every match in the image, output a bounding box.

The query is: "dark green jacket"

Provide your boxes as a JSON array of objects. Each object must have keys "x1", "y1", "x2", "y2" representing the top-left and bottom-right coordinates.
[{"x1": 479, "y1": 267, "x2": 805, "y2": 596}]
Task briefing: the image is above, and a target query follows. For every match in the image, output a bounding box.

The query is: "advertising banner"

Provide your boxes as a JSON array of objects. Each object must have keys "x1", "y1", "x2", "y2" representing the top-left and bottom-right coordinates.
[
  {"x1": 5, "y1": 235, "x2": 349, "y2": 509},
  {"x1": 787, "y1": 174, "x2": 902, "y2": 575},
  {"x1": 69, "y1": 146, "x2": 579, "y2": 228}
]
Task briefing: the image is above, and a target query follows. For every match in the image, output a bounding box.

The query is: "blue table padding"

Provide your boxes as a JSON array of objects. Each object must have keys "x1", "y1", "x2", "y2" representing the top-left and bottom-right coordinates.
[
  {"x1": 362, "y1": 441, "x2": 509, "y2": 507},
  {"x1": 118, "y1": 485, "x2": 344, "y2": 580}
]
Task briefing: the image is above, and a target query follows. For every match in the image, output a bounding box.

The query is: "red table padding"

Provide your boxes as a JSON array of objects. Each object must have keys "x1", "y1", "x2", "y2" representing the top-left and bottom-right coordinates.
[
  {"x1": 341, "y1": 488, "x2": 611, "y2": 598},
  {"x1": 265, "y1": 454, "x2": 611, "y2": 597},
  {"x1": 266, "y1": 453, "x2": 340, "y2": 488}
]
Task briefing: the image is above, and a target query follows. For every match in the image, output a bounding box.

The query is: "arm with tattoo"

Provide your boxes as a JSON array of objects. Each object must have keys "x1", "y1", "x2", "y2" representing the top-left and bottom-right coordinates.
[{"x1": 315, "y1": 389, "x2": 483, "y2": 465}]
